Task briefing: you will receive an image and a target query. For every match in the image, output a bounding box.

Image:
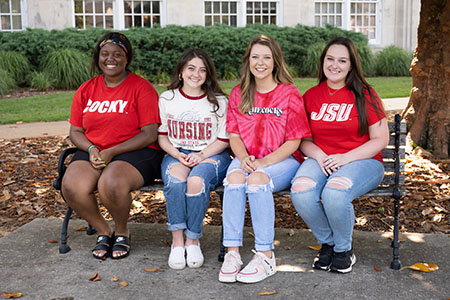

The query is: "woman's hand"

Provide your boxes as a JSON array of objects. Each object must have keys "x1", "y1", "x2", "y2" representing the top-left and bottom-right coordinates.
[
  {"x1": 89, "y1": 147, "x2": 107, "y2": 170},
  {"x1": 176, "y1": 151, "x2": 196, "y2": 168},
  {"x1": 185, "y1": 152, "x2": 205, "y2": 165},
  {"x1": 240, "y1": 155, "x2": 256, "y2": 173},
  {"x1": 321, "y1": 153, "x2": 348, "y2": 175},
  {"x1": 252, "y1": 157, "x2": 269, "y2": 170}
]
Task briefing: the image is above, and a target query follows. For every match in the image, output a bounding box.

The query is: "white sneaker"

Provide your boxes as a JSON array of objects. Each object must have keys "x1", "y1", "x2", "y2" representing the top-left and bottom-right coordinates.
[
  {"x1": 168, "y1": 245, "x2": 186, "y2": 270},
  {"x1": 218, "y1": 251, "x2": 243, "y2": 283},
  {"x1": 236, "y1": 250, "x2": 276, "y2": 283},
  {"x1": 186, "y1": 242, "x2": 204, "y2": 268}
]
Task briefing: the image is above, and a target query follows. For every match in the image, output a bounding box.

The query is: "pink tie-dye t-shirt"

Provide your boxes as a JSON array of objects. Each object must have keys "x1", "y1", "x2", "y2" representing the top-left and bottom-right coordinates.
[{"x1": 226, "y1": 84, "x2": 311, "y2": 163}]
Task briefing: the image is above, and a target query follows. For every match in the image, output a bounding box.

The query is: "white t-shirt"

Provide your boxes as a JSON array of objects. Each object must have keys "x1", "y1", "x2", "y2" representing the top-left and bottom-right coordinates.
[{"x1": 158, "y1": 88, "x2": 229, "y2": 151}]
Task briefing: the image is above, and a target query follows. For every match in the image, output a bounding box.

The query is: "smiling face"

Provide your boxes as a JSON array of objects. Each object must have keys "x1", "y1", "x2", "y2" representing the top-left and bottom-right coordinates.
[
  {"x1": 181, "y1": 57, "x2": 207, "y2": 95},
  {"x1": 249, "y1": 43, "x2": 274, "y2": 83},
  {"x1": 98, "y1": 43, "x2": 128, "y2": 79},
  {"x1": 323, "y1": 44, "x2": 351, "y2": 89}
]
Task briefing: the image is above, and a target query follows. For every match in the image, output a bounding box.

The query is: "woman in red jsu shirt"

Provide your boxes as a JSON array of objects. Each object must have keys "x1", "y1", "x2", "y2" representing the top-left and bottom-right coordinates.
[
  {"x1": 62, "y1": 32, "x2": 164, "y2": 260},
  {"x1": 290, "y1": 37, "x2": 389, "y2": 273}
]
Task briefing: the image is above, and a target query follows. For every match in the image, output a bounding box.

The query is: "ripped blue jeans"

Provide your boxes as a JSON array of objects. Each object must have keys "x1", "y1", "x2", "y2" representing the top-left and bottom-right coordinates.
[
  {"x1": 222, "y1": 156, "x2": 300, "y2": 251},
  {"x1": 161, "y1": 149, "x2": 231, "y2": 240},
  {"x1": 290, "y1": 158, "x2": 384, "y2": 252}
]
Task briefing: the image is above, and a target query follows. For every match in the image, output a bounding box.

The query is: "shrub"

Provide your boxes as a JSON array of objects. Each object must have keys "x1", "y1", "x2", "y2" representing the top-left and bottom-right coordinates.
[
  {"x1": 0, "y1": 69, "x2": 16, "y2": 97},
  {"x1": 301, "y1": 42, "x2": 325, "y2": 77},
  {"x1": 376, "y1": 45, "x2": 413, "y2": 76},
  {"x1": 0, "y1": 50, "x2": 31, "y2": 85},
  {"x1": 355, "y1": 43, "x2": 377, "y2": 77},
  {"x1": 41, "y1": 49, "x2": 91, "y2": 89},
  {"x1": 148, "y1": 71, "x2": 171, "y2": 84},
  {"x1": 29, "y1": 71, "x2": 54, "y2": 91}
]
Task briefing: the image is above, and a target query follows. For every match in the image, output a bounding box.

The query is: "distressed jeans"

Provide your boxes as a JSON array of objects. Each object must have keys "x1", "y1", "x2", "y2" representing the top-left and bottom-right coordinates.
[
  {"x1": 161, "y1": 149, "x2": 231, "y2": 239},
  {"x1": 222, "y1": 156, "x2": 300, "y2": 251},
  {"x1": 290, "y1": 158, "x2": 384, "y2": 252}
]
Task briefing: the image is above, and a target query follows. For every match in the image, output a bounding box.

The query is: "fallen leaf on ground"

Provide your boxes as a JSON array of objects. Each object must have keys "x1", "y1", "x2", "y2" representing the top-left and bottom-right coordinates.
[
  {"x1": 373, "y1": 265, "x2": 382, "y2": 271},
  {"x1": 88, "y1": 272, "x2": 101, "y2": 281},
  {"x1": 48, "y1": 240, "x2": 57, "y2": 243},
  {"x1": 288, "y1": 229, "x2": 295, "y2": 236},
  {"x1": 144, "y1": 268, "x2": 164, "y2": 272},
  {"x1": 258, "y1": 290, "x2": 277, "y2": 296},
  {"x1": 161, "y1": 239, "x2": 170, "y2": 247},
  {"x1": 308, "y1": 245, "x2": 321, "y2": 251},
  {"x1": 401, "y1": 262, "x2": 439, "y2": 272},
  {"x1": 75, "y1": 227, "x2": 87, "y2": 232},
  {"x1": 110, "y1": 276, "x2": 118, "y2": 282},
  {"x1": 119, "y1": 281, "x2": 128, "y2": 287},
  {"x1": 0, "y1": 190, "x2": 11, "y2": 202},
  {"x1": 284, "y1": 246, "x2": 292, "y2": 250},
  {"x1": 386, "y1": 233, "x2": 406, "y2": 242},
  {"x1": 1, "y1": 292, "x2": 23, "y2": 299},
  {"x1": 248, "y1": 231, "x2": 255, "y2": 238}
]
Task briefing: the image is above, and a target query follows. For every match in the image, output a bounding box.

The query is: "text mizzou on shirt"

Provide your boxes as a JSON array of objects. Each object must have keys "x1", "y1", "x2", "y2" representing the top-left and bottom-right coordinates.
[
  {"x1": 226, "y1": 84, "x2": 311, "y2": 163},
  {"x1": 158, "y1": 88, "x2": 229, "y2": 151},
  {"x1": 303, "y1": 80, "x2": 385, "y2": 162},
  {"x1": 70, "y1": 73, "x2": 160, "y2": 150}
]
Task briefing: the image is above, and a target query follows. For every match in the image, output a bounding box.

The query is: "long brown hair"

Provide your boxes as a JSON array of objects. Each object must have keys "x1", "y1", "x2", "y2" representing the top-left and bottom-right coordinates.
[
  {"x1": 239, "y1": 35, "x2": 293, "y2": 114},
  {"x1": 318, "y1": 37, "x2": 384, "y2": 135},
  {"x1": 166, "y1": 48, "x2": 226, "y2": 115}
]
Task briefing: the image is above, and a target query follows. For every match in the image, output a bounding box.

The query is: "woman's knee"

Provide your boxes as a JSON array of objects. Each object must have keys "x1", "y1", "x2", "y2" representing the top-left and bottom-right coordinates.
[
  {"x1": 167, "y1": 163, "x2": 189, "y2": 181},
  {"x1": 226, "y1": 170, "x2": 246, "y2": 184},
  {"x1": 186, "y1": 175, "x2": 204, "y2": 195},
  {"x1": 291, "y1": 176, "x2": 316, "y2": 192},
  {"x1": 247, "y1": 171, "x2": 269, "y2": 185}
]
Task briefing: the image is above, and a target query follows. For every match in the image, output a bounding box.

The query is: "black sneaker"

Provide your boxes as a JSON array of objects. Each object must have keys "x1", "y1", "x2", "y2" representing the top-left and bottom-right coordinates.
[
  {"x1": 330, "y1": 249, "x2": 356, "y2": 273},
  {"x1": 313, "y1": 244, "x2": 334, "y2": 270}
]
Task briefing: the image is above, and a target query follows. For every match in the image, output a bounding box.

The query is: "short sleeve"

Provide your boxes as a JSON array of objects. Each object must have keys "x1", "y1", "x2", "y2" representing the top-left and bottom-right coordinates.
[
  {"x1": 216, "y1": 96, "x2": 229, "y2": 140},
  {"x1": 69, "y1": 86, "x2": 85, "y2": 128},
  {"x1": 135, "y1": 80, "x2": 160, "y2": 128},
  {"x1": 158, "y1": 93, "x2": 168, "y2": 133},
  {"x1": 285, "y1": 88, "x2": 311, "y2": 141},
  {"x1": 226, "y1": 86, "x2": 241, "y2": 134}
]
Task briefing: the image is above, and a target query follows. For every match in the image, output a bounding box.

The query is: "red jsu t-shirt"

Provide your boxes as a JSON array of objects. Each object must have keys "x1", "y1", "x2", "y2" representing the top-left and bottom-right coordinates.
[
  {"x1": 70, "y1": 73, "x2": 160, "y2": 150},
  {"x1": 303, "y1": 81, "x2": 385, "y2": 162},
  {"x1": 226, "y1": 84, "x2": 311, "y2": 163}
]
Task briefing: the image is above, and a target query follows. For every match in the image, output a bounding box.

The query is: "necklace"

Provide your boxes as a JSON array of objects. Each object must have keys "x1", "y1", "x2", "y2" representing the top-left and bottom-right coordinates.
[{"x1": 327, "y1": 85, "x2": 342, "y2": 96}]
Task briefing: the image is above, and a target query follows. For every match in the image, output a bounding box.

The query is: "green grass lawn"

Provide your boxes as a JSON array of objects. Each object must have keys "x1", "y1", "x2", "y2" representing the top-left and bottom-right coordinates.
[{"x1": 0, "y1": 77, "x2": 411, "y2": 124}]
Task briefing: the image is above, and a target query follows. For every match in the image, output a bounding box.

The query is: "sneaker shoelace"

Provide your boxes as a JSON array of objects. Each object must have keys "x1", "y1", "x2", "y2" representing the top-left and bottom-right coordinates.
[{"x1": 223, "y1": 251, "x2": 243, "y2": 268}]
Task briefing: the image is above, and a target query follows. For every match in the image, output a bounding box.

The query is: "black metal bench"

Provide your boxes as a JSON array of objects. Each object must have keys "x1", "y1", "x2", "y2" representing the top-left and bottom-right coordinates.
[{"x1": 53, "y1": 114, "x2": 406, "y2": 269}]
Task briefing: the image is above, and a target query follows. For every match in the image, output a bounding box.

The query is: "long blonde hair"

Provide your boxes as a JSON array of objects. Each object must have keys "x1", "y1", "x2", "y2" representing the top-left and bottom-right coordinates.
[{"x1": 239, "y1": 35, "x2": 293, "y2": 113}]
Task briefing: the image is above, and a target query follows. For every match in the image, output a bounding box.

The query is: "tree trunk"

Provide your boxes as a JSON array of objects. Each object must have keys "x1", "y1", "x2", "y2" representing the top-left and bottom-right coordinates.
[{"x1": 403, "y1": 0, "x2": 450, "y2": 158}]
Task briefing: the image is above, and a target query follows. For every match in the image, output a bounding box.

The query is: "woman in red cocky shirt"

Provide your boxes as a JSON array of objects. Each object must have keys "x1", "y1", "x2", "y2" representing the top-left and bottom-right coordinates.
[
  {"x1": 62, "y1": 32, "x2": 164, "y2": 260},
  {"x1": 290, "y1": 37, "x2": 389, "y2": 273}
]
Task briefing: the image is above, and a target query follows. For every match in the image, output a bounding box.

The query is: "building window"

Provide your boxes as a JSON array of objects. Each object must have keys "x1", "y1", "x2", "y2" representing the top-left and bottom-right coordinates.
[
  {"x1": 0, "y1": 0, "x2": 22, "y2": 31},
  {"x1": 246, "y1": 1, "x2": 277, "y2": 25},
  {"x1": 350, "y1": 0, "x2": 377, "y2": 40},
  {"x1": 124, "y1": 0, "x2": 160, "y2": 28},
  {"x1": 74, "y1": 0, "x2": 114, "y2": 29},
  {"x1": 315, "y1": 1, "x2": 343, "y2": 27},
  {"x1": 314, "y1": 0, "x2": 379, "y2": 43},
  {"x1": 204, "y1": 1, "x2": 238, "y2": 26}
]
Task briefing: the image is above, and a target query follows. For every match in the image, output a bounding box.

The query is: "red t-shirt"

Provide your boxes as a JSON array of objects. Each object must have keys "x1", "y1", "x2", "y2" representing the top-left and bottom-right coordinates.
[
  {"x1": 226, "y1": 84, "x2": 311, "y2": 163},
  {"x1": 303, "y1": 81, "x2": 385, "y2": 162},
  {"x1": 70, "y1": 73, "x2": 160, "y2": 150}
]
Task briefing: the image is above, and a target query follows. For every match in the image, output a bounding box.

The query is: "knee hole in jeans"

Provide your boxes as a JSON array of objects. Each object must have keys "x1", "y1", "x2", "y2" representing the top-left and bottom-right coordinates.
[
  {"x1": 168, "y1": 163, "x2": 189, "y2": 181},
  {"x1": 292, "y1": 177, "x2": 316, "y2": 192},
  {"x1": 227, "y1": 169, "x2": 246, "y2": 184},
  {"x1": 327, "y1": 176, "x2": 352, "y2": 189},
  {"x1": 186, "y1": 175, "x2": 204, "y2": 195},
  {"x1": 247, "y1": 171, "x2": 269, "y2": 185},
  {"x1": 200, "y1": 158, "x2": 218, "y2": 165}
]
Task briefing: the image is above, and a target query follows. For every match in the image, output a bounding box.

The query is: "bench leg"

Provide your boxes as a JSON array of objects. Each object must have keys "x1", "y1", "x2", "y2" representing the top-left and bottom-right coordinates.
[
  {"x1": 59, "y1": 206, "x2": 72, "y2": 254},
  {"x1": 217, "y1": 191, "x2": 226, "y2": 262},
  {"x1": 87, "y1": 224, "x2": 96, "y2": 235},
  {"x1": 391, "y1": 197, "x2": 401, "y2": 270}
]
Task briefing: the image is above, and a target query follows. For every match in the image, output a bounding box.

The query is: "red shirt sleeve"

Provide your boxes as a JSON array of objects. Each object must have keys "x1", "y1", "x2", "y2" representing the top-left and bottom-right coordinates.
[{"x1": 226, "y1": 86, "x2": 241, "y2": 134}]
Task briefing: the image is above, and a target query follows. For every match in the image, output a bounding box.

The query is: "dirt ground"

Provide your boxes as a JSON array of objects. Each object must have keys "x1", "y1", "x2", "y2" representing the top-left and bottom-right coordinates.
[{"x1": 0, "y1": 111, "x2": 449, "y2": 238}]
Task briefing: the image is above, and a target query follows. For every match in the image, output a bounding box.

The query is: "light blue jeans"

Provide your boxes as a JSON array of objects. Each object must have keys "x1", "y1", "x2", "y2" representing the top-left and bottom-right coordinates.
[
  {"x1": 290, "y1": 158, "x2": 384, "y2": 252},
  {"x1": 222, "y1": 156, "x2": 300, "y2": 251},
  {"x1": 161, "y1": 149, "x2": 231, "y2": 240}
]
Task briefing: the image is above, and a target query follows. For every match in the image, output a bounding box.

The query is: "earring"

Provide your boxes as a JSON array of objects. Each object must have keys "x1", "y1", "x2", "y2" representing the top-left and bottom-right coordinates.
[{"x1": 178, "y1": 74, "x2": 182, "y2": 81}]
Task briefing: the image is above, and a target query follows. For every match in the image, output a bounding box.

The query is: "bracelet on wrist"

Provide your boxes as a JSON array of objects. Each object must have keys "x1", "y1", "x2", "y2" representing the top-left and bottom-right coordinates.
[{"x1": 88, "y1": 145, "x2": 99, "y2": 155}]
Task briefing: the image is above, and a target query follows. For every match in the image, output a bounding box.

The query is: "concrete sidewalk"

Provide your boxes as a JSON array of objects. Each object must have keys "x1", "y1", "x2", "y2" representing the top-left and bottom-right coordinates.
[
  {"x1": 0, "y1": 98, "x2": 409, "y2": 140},
  {"x1": 0, "y1": 218, "x2": 448, "y2": 299}
]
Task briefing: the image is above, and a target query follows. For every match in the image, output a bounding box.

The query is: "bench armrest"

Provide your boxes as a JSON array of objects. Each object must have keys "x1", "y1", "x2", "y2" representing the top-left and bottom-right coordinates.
[{"x1": 53, "y1": 147, "x2": 78, "y2": 190}]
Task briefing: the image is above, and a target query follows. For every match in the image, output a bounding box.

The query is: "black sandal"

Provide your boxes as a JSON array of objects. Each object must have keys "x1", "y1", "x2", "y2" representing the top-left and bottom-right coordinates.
[
  {"x1": 111, "y1": 234, "x2": 131, "y2": 259},
  {"x1": 92, "y1": 235, "x2": 112, "y2": 260}
]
